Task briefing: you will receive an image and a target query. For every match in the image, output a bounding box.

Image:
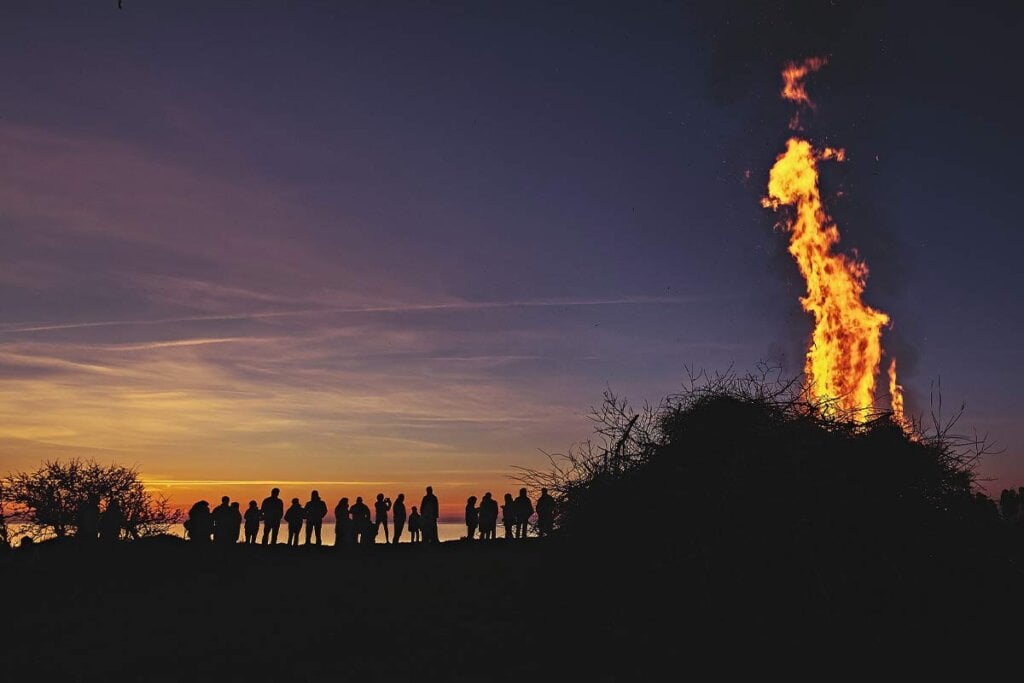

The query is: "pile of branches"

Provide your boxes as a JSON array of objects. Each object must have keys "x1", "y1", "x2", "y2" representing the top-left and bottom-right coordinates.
[{"x1": 516, "y1": 364, "x2": 1001, "y2": 559}]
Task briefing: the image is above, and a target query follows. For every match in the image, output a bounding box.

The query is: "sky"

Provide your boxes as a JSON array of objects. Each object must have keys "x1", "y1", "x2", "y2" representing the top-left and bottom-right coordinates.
[{"x1": 1, "y1": 1, "x2": 1022, "y2": 517}]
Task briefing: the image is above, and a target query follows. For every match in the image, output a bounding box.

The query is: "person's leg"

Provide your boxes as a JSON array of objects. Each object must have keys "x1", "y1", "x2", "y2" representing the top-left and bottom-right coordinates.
[
  {"x1": 394, "y1": 520, "x2": 404, "y2": 544},
  {"x1": 270, "y1": 522, "x2": 279, "y2": 544},
  {"x1": 262, "y1": 525, "x2": 270, "y2": 545},
  {"x1": 382, "y1": 520, "x2": 389, "y2": 543},
  {"x1": 315, "y1": 522, "x2": 322, "y2": 545}
]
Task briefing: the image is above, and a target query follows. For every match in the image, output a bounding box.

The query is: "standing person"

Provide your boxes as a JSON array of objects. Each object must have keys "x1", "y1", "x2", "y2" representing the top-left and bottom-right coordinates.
[
  {"x1": 478, "y1": 492, "x2": 498, "y2": 540},
  {"x1": 75, "y1": 494, "x2": 101, "y2": 544},
  {"x1": 229, "y1": 501, "x2": 243, "y2": 544},
  {"x1": 535, "y1": 488, "x2": 555, "y2": 538},
  {"x1": 501, "y1": 493, "x2": 515, "y2": 539},
  {"x1": 243, "y1": 500, "x2": 261, "y2": 544},
  {"x1": 99, "y1": 499, "x2": 124, "y2": 543},
  {"x1": 464, "y1": 496, "x2": 479, "y2": 540},
  {"x1": 185, "y1": 500, "x2": 212, "y2": 544},
  {"x1": 392, "y1": 493, "x2": 407, "y2": 544},
  {"x1": 408, "y1": 506, "x2": 422, "y2": 543},
  {"x1": 513, "y1": 488, "x2": 533, "y2": 540},
  {"x1": 420, "y1": 486, "x2": 440, "y2": 544},
  {"x1": 211, "y1": 496, "x2": 234, "y2": 545},
  {"x1": 260, "y1": 488, "x2": 284, "y2": 545},
  {"x1": 374, "y1": 493, "x2": 392, "y2": 544},
  {"x1": 334, "y1": 497, "x2": 351, "y2": 548},
  {"x1": 284, "y1": 498, "x2": 304, "y2": 547},
  {"x1": 349, "y1": 496, "x2": 372, "y2": 546},
  {"x1": 304, "y1": 490, "x2": 328, "y2": 546}
]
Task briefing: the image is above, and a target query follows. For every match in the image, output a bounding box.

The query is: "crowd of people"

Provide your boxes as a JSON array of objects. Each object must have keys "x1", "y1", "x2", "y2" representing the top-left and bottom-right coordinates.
[{"x1": 183, "y1": 485, "x2": 557, "y2": 546}]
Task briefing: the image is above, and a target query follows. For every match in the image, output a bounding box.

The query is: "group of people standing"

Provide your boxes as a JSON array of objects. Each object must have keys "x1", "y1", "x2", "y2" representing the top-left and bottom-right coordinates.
[
  {"x1": 465, "y1": 487, "x2": 554, "y2": 541},
  {"x1": 184, "y1": 485, "x2": 448, "y2": 546}
]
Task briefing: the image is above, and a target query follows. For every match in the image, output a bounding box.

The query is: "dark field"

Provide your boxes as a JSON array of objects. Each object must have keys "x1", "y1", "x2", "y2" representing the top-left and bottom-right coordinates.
[{"x1": 3, "y1": 532, "x2": 1023, "y2": 680}]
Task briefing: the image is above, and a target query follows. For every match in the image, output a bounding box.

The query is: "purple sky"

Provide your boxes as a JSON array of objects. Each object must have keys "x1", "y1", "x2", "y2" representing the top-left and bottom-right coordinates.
[{"x1": 1, "y1": 1, "x2": 1022, "y2": 506}]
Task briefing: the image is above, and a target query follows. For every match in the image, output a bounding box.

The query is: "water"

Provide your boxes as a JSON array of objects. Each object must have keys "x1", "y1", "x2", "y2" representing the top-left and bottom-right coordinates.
[{"x1": 167, "y1": 521, "x2": 473, "y2": 544}]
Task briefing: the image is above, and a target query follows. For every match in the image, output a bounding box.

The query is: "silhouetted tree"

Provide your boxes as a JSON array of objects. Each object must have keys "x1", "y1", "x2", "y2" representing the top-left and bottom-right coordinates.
[{"x1": 3, "y1": 459, "x2": 181, "y2": 541}]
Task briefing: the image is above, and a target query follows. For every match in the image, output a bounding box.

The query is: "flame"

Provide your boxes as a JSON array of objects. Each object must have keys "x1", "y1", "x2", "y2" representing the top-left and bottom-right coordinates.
[
  {"x1": 763, "y1": 137, "x2": 889, "y2": 418},
  {"x1": 781, "y1": 56, "x2": 827, "y2": 129},
  {"x1": 763, "y1": 57, "x2": 905, "y2": 422},
  {"x1": 888, "y1": 358, "x2": 908, "y2": 429}
]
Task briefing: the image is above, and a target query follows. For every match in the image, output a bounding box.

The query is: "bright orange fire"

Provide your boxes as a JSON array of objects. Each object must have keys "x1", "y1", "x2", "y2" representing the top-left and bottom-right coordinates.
[
  {"x1": 781, "y1": 56, "x2": 827, "y2": 129},
  {"x1": 763, "y1": 57, "x2": 906, "y2": 423},
  {"x1": 888, "y1": 358, "x2": 908, "y2": 429}
]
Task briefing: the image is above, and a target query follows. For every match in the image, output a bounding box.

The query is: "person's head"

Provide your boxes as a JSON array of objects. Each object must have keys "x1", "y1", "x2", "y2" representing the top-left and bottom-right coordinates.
[
  {"x1": 468, "y1": 496, "x2": 476, "y2": 503},
  {"x1": 412, "y1": 506, "x2": 418, "y2": 513},
  {"x1": 291, "y1": 497, "x2": 300, "y2": 505},
  {"x1": 541, "y1": 488, "x2": 548, "y2": 496},
  {"x1": 311, "y1": 490, "x2": 320, "y2": 499},
  {"x1": 519, "y1": 487, "x2": 527, "y2": 496},
  {"x1": 376, "y1": 493, "x2": 384, "y2": 501},
  {"x1": 271, "y1": 487, "x2": 280, "y2": 497},
  {"x1": 231, "y1": 501, "x2": 239, "y2": 509},
  {"x1": 483, "y1": 492, "x2": 491, "y2": 500},
  {"x1": 222, "y1": 495, "x2": 230, "y2": 505},
  {"x1": 426, "y1": 485, "x2": 433, "y2": 494},
  {"x1": 248, "y1": 500, "x2": 257, "y2": 509},
  {"x1": 356, "y1": 496, "x2": 363, "y2": 504},
  {"x1": 505, "y1": 493, "x2": 513, "y2": 501},
  {"x1": 341, "y1": 497, "x2": 348, "y2": 506}
]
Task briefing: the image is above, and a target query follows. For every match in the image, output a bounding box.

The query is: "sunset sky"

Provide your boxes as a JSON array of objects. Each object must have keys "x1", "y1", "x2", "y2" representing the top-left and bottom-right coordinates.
[{"x1": 1, "y1": 2, "x2": 1021, "y2": 517}]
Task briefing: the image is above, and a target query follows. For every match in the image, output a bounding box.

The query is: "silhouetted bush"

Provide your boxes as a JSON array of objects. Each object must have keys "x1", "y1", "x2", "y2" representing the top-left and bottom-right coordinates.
[{"x1": 3, "y1": 458, "x2": 182, "y2": 540}]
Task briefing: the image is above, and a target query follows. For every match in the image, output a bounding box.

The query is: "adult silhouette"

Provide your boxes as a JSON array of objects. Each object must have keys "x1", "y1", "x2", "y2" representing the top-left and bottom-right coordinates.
[
  {"x1": 478, "y1": 492, "x2": 498, "y2": 540},
  {"x1": 392, "y1": 493, "x2": 407, "y2": 544},
  {"x1": 243, "y1": 500, "x2": 260, "y2": 544},
  {"x1": 513, "y1": 488, "x2": 533, "y2": 540},
  {"x1": 260, "y1": 488, "x2": 284, "y2": 545},
  {"x1": 304, "y1": 491, "x2": 328, "y2": 545},
  {"x1": 285, "y1": 498, "x2": 304, "y2": 546},
  {"x1": 75, "y1": 494, "x2": 100, "y2": 544},
  {"x1": 374, "y1": 493, "x2": 392, "y2": 544},
  {"x1": 334, "y1": 497, "x2": 351, "y2": 548},
  {"x1": 535, "y1": 488, "x2": 555, "y2": 538},
  {"x1": 501, "y1": 493, "x2": 515, "y2": 539},
  {"x1": 212, "y1": 496, "x2": 234, "y2": 545},
  {"x1": 420, "y1": 486, "x2": 440, "y2": 544},
  {"x1": 185, "y1": 500, "x2": 212, "y2": 543},
  {"x1": 408, "y1": 506, "x2": 421, "y2": 543},
  {"x1": 465, "y1": 496, "x2": 479, "y2": 540},
  {"x1": 229, "y1": 501, "x2": 242, "y2": 543},
  {"x1": 99, "y1": 499, "x2": 123, "y2": 543},
  {"x1": 350, "y1": 496, "x2": 372, "y2": 545}
]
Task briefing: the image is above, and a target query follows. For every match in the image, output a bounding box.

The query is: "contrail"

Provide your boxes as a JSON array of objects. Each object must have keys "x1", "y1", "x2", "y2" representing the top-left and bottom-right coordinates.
[{"x1": 0, "y1": 295, "x2": 721, "y2": 335}]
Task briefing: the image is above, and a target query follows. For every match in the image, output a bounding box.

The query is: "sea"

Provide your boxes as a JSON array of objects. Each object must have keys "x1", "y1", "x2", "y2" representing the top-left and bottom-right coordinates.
[{"x1": 5, "y1": 521, "x2": 474, "y2": 545}]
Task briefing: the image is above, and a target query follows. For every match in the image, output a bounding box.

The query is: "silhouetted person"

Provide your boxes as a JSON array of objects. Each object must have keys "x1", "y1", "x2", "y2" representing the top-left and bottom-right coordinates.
[
  {"x1": 261, "y1": 487, "x2": 284, "y2": 545},
  {"x1": 374, "y1": 493, "x2": 392, "y2": 543},
  {"x1": 334, "y1": 497, "x2": 351, "y2": 547},
  {"x1": 350, "y1": 496, "x2": 372, "y2": 545},
  {"x1": 408, "y1": 506, "x2": 422, "y2": 543},
  {"x1": 392, "y1": 493, "x2": 407, "y2": 544},
  {"x1": 244, "y1": 500, "x2": 260, "y2": 544},
  {"x1": 535, "y1": 488, "x2": 555, "y2": 538},
  {"x1": 478, "y1": 492, "x2": 498, "y2": 540},
  {"x1": 285, "y1": 498, "x2": 304, "y2": 546},
  {"x1": 502, "y1": 493, "x2": 515, "y2": 539},
  {"x1": 212, "y1": 496, "x2": 234, "y2": 545},
  {"x1": 304, "y1": 490, "x2": 327, "y2": 545},
  {"x1": 185, "y1": 500, "x2": 212, "y2": 543},
  {"x1": 229, "y1": 501, "x2": 242, "y2": 543},
  {"x1": 465, "y1": 496, "x2": 479, "y2": 540},
  {"x1": 75, "y1": 494, "x2": 101, "y2": 544},
  {"x1": 513, "y1": 488, "x2": 533, "y2": 540},
  {"x1": 99, "y1": 499, "x2": 123, "y2": 543},
  {"x1": 420, "y1": 486, "x2": 440, "y2": 544}
]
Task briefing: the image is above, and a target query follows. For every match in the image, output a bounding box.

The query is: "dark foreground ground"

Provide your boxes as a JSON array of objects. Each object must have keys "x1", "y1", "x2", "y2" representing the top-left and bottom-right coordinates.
[{"x1": 2, "y1": 533, "x2": 1023, "y2": 680}]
